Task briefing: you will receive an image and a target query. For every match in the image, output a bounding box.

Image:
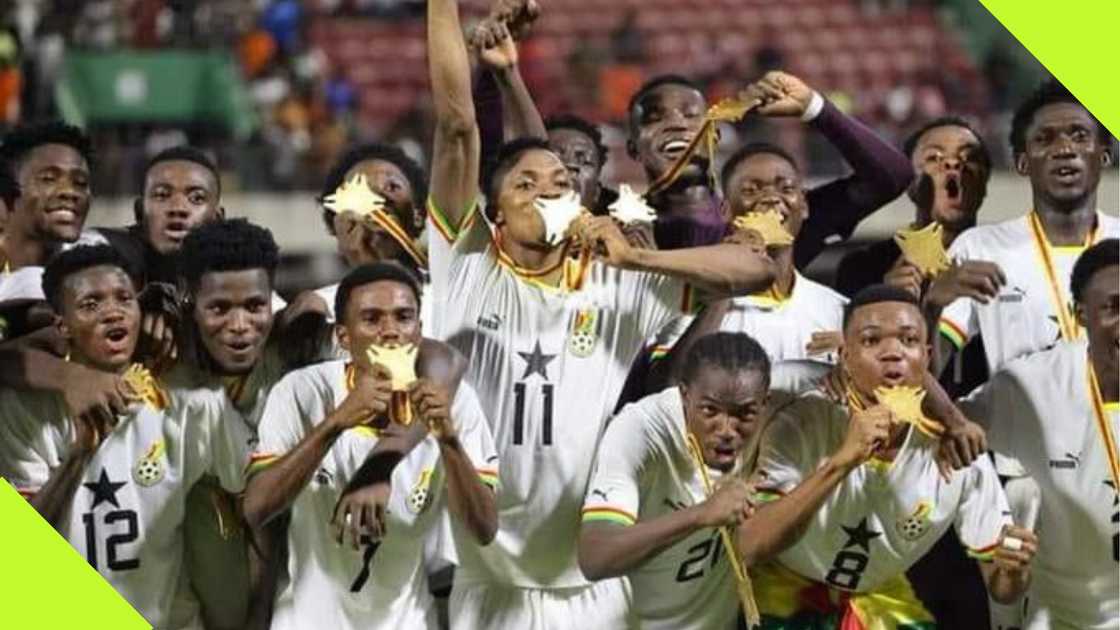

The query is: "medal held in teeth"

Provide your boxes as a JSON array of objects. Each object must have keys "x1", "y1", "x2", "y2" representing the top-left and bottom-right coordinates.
[
  {"x1": 894, "y1": 222, "x2": 951, "y2": 278},
  {"x1": 733, "y1": 211, "x2": 794, "y2": 247},
  {"x1": 873, "y1": 385, "x2": 945, "y2": 438},
  {"x1": 534, "y1": 191, "x2": 585, "y2": 247},
  {"x1": 366, "y1": 344, "x2": 419, "y2": 427},
  {"x1": 323, "y1": 174, "x2": 428, "y2": 267}
]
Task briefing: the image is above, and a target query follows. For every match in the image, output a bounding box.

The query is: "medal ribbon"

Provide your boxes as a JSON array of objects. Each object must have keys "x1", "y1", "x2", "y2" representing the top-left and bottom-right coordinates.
[
  {"x1": 1087, "y1": 360, "x2": 1120, "y2": 493},
  {"x1": 366, "y1": 208, "x2": 428, "y2": 269},
  {"x1": 685, "y1": 432, "x2": 760, "y2": 627},
  {"x1": 1027, "y1": 211, "x2": 1097, "y2": 341}
]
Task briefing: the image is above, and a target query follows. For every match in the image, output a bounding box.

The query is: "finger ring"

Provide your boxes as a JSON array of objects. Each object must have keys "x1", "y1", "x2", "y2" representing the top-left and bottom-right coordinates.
[{"x1": 1002, "y1": 536, "x2": 1022, "y2": 551}]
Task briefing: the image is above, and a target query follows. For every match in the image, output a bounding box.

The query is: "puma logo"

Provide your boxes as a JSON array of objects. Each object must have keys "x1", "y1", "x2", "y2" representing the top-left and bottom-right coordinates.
[
  {"x1": 477, "y1": 313, "x2": 502, "y2": 331},
  {"x1": 1049, "y1": 452, "x2": 1081, "y2": 470}
]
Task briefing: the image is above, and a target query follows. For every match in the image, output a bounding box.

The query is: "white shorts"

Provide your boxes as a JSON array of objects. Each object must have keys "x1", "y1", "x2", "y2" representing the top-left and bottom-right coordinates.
[{"x1": 450, "y1": 578, "x2": 635, "y2": 630}]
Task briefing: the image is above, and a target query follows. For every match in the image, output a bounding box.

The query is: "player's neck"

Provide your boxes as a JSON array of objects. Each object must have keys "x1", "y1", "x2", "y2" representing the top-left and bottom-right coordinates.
[
  {"x1": 772, "y1": 247, "x2": 796, "y2": 296},
  {"x1": 647, "y1": 181, "x2": 714, "y2": 218},
  {"x1": 0, "y1": 231, "x2": 51, "y2": 269},
  {"x1": 1090, "y1": 348, "x2": 1119, "y2": 403},
  {"x1": 1033, "y1": 195, "x2": 1098, "y2": 246},
  {"x1": 499, "y1": 235, "x2": 568, "y2": 286}
]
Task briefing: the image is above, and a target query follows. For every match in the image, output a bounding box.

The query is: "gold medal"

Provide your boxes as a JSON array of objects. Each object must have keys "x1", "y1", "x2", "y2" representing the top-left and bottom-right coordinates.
[
  {"x1": 366, "y1": 344, "x2": 419, "y2": 426},
  {"x1": 733, "y1": 211, "x2": 794, "y2": 246},
  {"x1": 873, "y1": 385, "x2": 945, "y2": 438},
  {"x1": 133, "y1": 440, "x2": 166, "y2": 487},
  {"x1": 893, "y1": 222, "x2": 950, "y2": 277},
  {"x1": 323, "y1": 174, "x2": 427, "y2": 267},
  {"x1": 123, "y1": 363, "x2": 169, "y2": 410}
]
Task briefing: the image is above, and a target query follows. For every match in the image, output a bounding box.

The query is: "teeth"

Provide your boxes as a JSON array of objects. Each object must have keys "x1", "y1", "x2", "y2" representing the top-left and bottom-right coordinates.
[{"x1": 663, "y1": 140, "x2": 688, "y2": 151}]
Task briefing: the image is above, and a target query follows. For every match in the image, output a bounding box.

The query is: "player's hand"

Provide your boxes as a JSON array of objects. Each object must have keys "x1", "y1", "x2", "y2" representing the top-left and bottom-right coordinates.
[
  {"x1": 924, "y1": 260, "x2": 1006, "y2": 309},
  {"x1": 488, "y1": 0, "x2": 540, "y2": 40},
  {"x1": 332, "y1": 365, "x2": 393, "y2": 430},
  {"x1": 993, "y1": 525, "x2": 1038, "y2": 576},
  {"x1": 935, "y1": 415, "x2": 987, "y2": 481},
  {"x1": 139, "y1": 311, "x2": 177, "y2": 373},
  {"x1": 723, "y1": 225, "x2": 767, "y2": 253},
  {"x1": 697, "y1": 478, "x2": 754, "y2": 528},
  {"x1": 740, "y1": 71, "x2": 814, "y2": 118},
  {"x1": 805, "y1": 330, "x2": 844, "y2": 357},
  {"x1": 572, "y1": 215, "x2": 636, "y2": 269},
  {"x1": 332, "y1": 480, "x2": 391, "y2": 549},
  {"x1": 409, "y1": 379, "x2": 457, "y2": 444},
  {"x1": 883, "y1": 256, "x2": 924, "y2": 300},
  {"x1": 834, "y1": 405, "x2": 894, "y2": 469},
  {"x1": 816, "y1": 364, "x2": 848, "y2": 405},
  {"x1": 621, "y1": 222, "x2": 656, "y2": 250},
  {"x1": 275, "y1": 292, "x2": 333, "y2": 369},
  {"x1": 472, "y1": 19, "x2": 518, "y2": 71},
  {"x1": 63, "y1": 365, "x2": 133, "y2": 439}
]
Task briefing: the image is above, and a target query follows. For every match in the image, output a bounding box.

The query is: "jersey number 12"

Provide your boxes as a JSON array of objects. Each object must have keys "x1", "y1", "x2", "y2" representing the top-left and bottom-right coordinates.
[{"x1": 82, "y1": 509, "x2": 140, "y2": 571}]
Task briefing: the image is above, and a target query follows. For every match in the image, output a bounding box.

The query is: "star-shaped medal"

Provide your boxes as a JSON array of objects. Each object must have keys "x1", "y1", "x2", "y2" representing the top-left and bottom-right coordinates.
[
  {"x1": 733, "y1": 211, "x2": 794, "y2": 246},
  {"x1": 894, "y1": 222, "x2": 950, "y2": 277}
]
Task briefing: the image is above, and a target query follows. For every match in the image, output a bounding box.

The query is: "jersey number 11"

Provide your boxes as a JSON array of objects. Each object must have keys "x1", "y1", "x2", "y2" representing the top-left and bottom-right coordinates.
[{"x1": 512, "y1": 382, "x2": 554, "y2": 446}]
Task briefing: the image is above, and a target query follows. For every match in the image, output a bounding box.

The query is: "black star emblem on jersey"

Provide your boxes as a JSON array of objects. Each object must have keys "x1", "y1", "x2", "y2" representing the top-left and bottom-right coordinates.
[
  {"x1": 841, "y1": 517, "x2": 882, "y2": 553},
  {"x1": 83, "y1": 468, "x2": 127, "y2": 509},
  {"x1": 517, "y1": 340, "x2": 556, "y2": 380}
]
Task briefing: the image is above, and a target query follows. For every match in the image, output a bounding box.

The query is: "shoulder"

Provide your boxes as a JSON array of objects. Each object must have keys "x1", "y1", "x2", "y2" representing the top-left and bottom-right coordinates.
[
  {"x1": 765, "y1": 393, "x2": 841, "y2": 444},
  {"x1": 609, "y1": 387, "x2": 683, "y2": 442},
  {"x1": 799, "y1": 274, "x2": 848, "y2": 307},
  {"x1": 1098, "y1": 211, "x2": 1120, "y2": 236},
  {"x1": 950, "y1": 216, "x2": 1028, "y2": 255},
  {"x1": 272, "y1": 359, "x2": 345, "y2": 399}
]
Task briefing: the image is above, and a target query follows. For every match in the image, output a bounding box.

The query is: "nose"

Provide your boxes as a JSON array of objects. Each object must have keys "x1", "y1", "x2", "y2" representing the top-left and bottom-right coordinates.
[
  {"x1": 377, "y1": 321, "x2": 403, "y2": 346},
  {"x1": 228, "y1": 308, "x2": 251, "y2": 333},
  {"x1": 941, "y1": 156, "x2": 962, "y2": 172},
  {"x1": 1052, "y1": 136, "x2": 1077, "y2": 159}
]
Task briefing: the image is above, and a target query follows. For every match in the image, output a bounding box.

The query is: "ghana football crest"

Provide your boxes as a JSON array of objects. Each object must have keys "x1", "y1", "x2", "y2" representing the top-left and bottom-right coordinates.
[
  {"x1": 407, "y1": 468, "x2": 435, "y2": 514},
  {"x1": 896, "y1": 500, "x2": 933, "y2": 541},
  {"x1": 568, "y1": 308, "x2": 600, "y2": 358},
  {"x1": 133, "y1": 440, "x2": 167, "y2": 487}
]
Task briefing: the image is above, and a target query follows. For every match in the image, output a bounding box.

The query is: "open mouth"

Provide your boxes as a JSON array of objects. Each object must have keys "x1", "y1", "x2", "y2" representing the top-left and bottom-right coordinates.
[
  {"x1": 48, "y1": 206, "x2": 79, "y2": 222},
  {"x1": 944, "y1": 174, "x2": 960, "y2": 201},
  {"x1": 163, "y1": 220, "x2": 190, "y2": 243},
  {"x1": 103, "y1": 326, "x2": 131, "y2": 353},
  {"x1": 881, "y1": 369, "x2": 907, "y2": 386},
  {"x1": 224, "y1": 339, "x2": 254, "y2": 357},
  {"x1": 713, "y1": 443, "x2": 738, "y2": 460},
  {"x1": 1052, "y1": 165, "x2": 1082, "y2": 183},
  {"x1": 659, "y1": 137, "x2": 691, "y2": 159}
]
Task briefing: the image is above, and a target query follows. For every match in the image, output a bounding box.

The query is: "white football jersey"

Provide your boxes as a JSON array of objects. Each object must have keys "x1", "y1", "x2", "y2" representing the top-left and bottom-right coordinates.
[
  {"x1": 649, "y1": 272, "x2": 846, "y2": 365},
  {"x1": 940, "y1": 211, "x2": 1119, "y2": 370},
  {"x1": 427, "y1": 203, "x2": 689, "y2": 588},
  {"x1": 0, "y1": 265, "x2": 44, "y2": 302},
  {"x1": 0, "y1": 383, "x2": 232, "y2": 629},
  {"x1": 250, "y1": 359, "x2": 498, "y2": 630},
  {"x1": 753, "y1": 392, "x2": 1010, "y2": 594},
  {"x1": 582, "y1": 387, "x2": 737, "y2": 630},
  {"x1": 959, "y1": 341, "x2": 1119, "y2": 629}
]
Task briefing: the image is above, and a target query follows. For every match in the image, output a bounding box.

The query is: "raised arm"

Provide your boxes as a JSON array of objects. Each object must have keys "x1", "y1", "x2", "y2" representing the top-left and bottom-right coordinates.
[
  {"x1": 429, "y1": 0, "x2": 482, "y2": 227},
  {"x1": 472, "y1": 18, "x2": 546, "y2": 142}
]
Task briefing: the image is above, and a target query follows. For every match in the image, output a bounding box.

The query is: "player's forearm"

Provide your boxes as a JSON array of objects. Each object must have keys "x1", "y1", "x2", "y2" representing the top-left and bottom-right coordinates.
[
  {"x1": 738, "y1": 459, "x2": 851, "y2": 566},
  {"x1": 578, "y1": 508, "x2": 706, "y2": 580},
  {"x1": 491, "y1": 65, "x2": 546, "y2": 141},
  {"x1": 30, "y1": 450, "x2": 93, "y2": 531},
  {"x1": 428, "y1": 0, "x2": 481, "y2": 227},
  {"x1": 245, "y1": 517, "x2": 286, "y2": 630},
  {"x1": 982, "y1": 563, "x2": 1030, "y2": 604},
  {"x1": 0, "y1": 333, "x2": 70, "y2": 391},
  {"x1": 811, "y1": 98, "x2": 912, "y2": 204},
  {"x1": 932, "y1": 333, "x2": 956, "y2": 379},
  {"x1": 243, "y1": 419, "x2": 344, "y2": 528},
  {"x1": 920, "y1": 371, "x2": 970, "y2": 431},
  {"x1": 628, "y1": 243, "x2": 777, "y2": 297},
  {"x1": 647, "y1": 300, "x2": 732, "y2": 392},
  {"x1": 439, "y1": 437, "x2": 497, "y2": 544}
]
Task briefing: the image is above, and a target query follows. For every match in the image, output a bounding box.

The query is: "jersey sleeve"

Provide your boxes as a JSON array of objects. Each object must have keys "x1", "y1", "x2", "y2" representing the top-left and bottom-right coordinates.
[
  {"x1": 954, "y1": 454, "x2": 1012, "y2": 561},
  {"x1": 624, "y1": 270, "x2": 693, "y2": 343},
  {"x1": 0, "y1": 391, "x2": 66, "y2": 498},
  {"x1": 580, "y1": 400, "x2": 659, "y2": 527},
  {"x1": 752, "y1": 404, "x2": 815, "y2": 502},
  {"x1": 450, "y1": 382, "x2": 499, "y2": 490},
  {"x1": 939, "y1": 236, "x2": 980, "y2": 350},
  {"x1": 955, "y1": 369, "x2": 1024, "y2": 458},
  {"x1": 246, "y1": 372, "x2": 316, "y2": 477}
]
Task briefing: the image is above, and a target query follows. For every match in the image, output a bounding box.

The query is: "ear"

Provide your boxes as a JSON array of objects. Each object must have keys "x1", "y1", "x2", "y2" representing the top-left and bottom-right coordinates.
[
  {"x1": 1075, "y1": 302, "x2": 1088, "y2": 330},
  {"x1": 1014, "y1": 153, "x2": 1029, "y2": 177},
  {"x1": 335, "y1": 325, "x2": 350, "y2": 355},
  {"x1": 56, "y1": 314, "x2": 70, "y2": 344},
  {"x1": 132, "y1": 198, "x2": 144, "y2": 225},
  {"x1": 1102, "y1": 151, "x2": 1113, "y2": 167},
  {"x1": 216, "y1": 205, "x2": 226, "y2": 220}
]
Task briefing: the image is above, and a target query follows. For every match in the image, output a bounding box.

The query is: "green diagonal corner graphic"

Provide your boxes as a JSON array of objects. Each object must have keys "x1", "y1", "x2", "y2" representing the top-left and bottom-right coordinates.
[
  {"x1": 0, "y1": 483, "x2": 149, "y2": 628},
  {"x1": 981, "y1": 0, "x2": 1120, "y2": 136}
]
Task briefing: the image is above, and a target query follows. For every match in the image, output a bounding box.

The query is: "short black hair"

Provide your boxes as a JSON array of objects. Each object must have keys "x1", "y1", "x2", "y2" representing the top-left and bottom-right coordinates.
[
  {"x1": 902, "y1": 115, "x2": 992, "y2": 173},
  {"x1": 720, "y1": 142, "x2": 800, "y2": 193},
  {"x1": 627, "y1": 74, "x2": 704, "y2": 137},
  {"x1": 546, "y1": 114, "x2": 609, "y2": 167},
  {"x1": 334, "y1": 262, "x2": 423, "y2": 322},
  {"x1": 319, "y1": 143, "x2": 428, "y2": 234},
  {"x1": 843, "y1": 284, "x2": 922, "y2": 332},
  {"x1": 480, "y1": 136, "x2": 554, "y2": 218},
  {"x1": 680, "y1": 332, "x2": 771, "y2": 385},
  {"x1": 1009, "y1": 78, "x2": 1112, "y2": 157},
  {"x1": 1071, "y1": 238, "x2": 1119, "y2": 304},
  {"x1": 143, "y1": 146, "x2": 221, "y2": 194},
  {"x1": 0, "y1": 159, "x2": 18, "y2": 208},
  {"x1": 42, "y1": 245, "x2": 137, "y2": 313},
  {"x1": 179, "y1": 218, "x2": 279, "y2": 292},
  {"x1": 0, "y1": 121, "x2": 94, "y2": 173}
]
